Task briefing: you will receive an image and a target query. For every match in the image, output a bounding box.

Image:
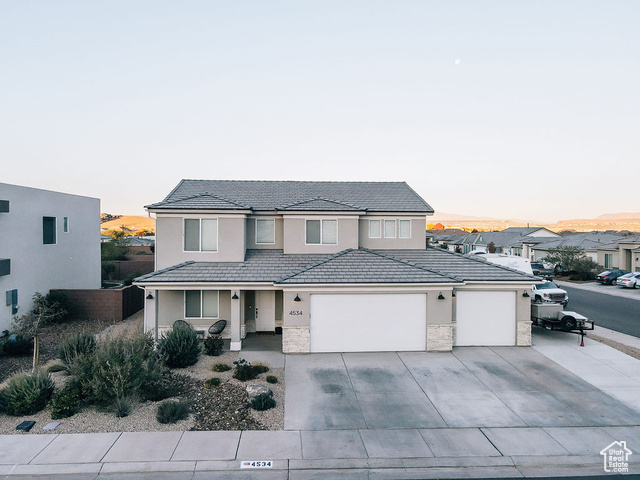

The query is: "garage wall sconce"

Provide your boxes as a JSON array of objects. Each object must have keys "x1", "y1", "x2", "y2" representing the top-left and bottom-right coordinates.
[
  {"x1": 232, "y1": 292, "x2": 239, "y2": 300},
  {"x1": 294, "y1": 294, "x2": 301, "y2": 302},
  {"x1": 437, "y1": 293, "x2": 445, "y2": 300},
  {"x1": 452, "y1": 292, "x2": 456, "y2": 298},
  {"x1": 522, "y1": 291, "x2": 530, "y2": 298},
  {"x1": 146, "y1": 293, "x2": 154, "y2": 300}
]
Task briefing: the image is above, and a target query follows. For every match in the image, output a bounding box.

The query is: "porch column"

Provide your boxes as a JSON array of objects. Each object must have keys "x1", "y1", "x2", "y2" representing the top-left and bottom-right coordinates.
[{"x1": 230, "y1": 290, "x2": 242, "y2": 351}]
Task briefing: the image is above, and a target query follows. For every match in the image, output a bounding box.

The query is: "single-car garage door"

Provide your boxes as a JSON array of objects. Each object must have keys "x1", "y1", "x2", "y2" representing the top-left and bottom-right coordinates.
[
  {"x1": 310, "y1": 294, "x2": 426, "y2": 353},
  {"x1": 455, "y1": 291, "x2": 516, "y2": 346}
]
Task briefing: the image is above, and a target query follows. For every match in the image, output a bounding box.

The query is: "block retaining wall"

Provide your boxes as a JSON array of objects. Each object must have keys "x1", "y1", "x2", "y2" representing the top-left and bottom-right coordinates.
[{"x1": 52, "y1": 285, "x2": 144, "y2": 321}]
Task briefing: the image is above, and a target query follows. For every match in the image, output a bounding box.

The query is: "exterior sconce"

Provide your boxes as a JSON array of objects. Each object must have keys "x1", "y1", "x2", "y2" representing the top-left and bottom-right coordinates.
[
  {"x1": 232, "y1": 293, "x2": 239, "y2": 300},
  {"x1": 523, "y1": 291, "x2": 530, "y2": 298},
  {"x1": 294, "y1": 294, "x2": 301, "y2": 302},
  {"x1": 438, "y1": 293, "x2": 445, "y2": 300},
  {"x1": 452, "y1": 292, "x2": 456, "y2": 297},
  {"x1": 146, "y1": 293, "x2": 154, "y2": 300}
]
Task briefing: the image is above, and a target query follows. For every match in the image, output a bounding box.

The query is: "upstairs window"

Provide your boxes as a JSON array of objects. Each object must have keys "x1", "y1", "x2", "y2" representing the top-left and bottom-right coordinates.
[
  {"x1": 43, "y1": 217, "x2": 56, "y2": 245},
  {"x1": 184, "y1": 218, "x2": 218, "y2": 252},
  {"x1": 399, "y1": 219, "x2": 411, "y2": 238},
  {"x1": 306, "y1": 219, "x2": 337, "y2": 245},
  {"x1": 384, "y1": 220, "x2": 396, "y2": 238},
  {"x1": 369, "y1": 220, "x2": 381, "y2": 238},
  {"x1": 256, "y1": 219, "x2": 275, "y2": 244},
  {"x1": 185, "y1": 290, "x2": 219, "y2": 318},
  {"x1": 63, "y1": 217, "x2": 70, "y2": 233}
]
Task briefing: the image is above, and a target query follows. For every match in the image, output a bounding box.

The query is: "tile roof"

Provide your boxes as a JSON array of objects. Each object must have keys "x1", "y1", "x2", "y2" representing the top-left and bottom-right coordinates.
[
  {"x1": 276, "y1": 198, "x2": 364, "y2": 211},
  {"x1": 135, "y1": 247, "x2": 535, "y2": 285},
  {"x1": 147, "y1": 180, "x2": 433, "y2": 213}
]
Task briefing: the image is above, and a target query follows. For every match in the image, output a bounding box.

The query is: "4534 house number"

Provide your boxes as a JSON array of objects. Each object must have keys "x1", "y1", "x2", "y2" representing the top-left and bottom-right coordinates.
[{"x1": 289, "y1": 310, "x2": 303, "y2": 316}]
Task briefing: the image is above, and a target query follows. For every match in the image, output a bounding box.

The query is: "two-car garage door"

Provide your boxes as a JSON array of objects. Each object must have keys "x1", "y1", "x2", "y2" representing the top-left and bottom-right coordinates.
[{"x1": 309, "y1": 294, "x2": 426, "y2": 353}]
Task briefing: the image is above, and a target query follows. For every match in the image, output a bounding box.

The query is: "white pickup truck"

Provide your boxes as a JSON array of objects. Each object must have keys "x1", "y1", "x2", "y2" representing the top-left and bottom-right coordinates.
[{"x1": 532, "y1": 281, "x2": 569, "y2": 307}]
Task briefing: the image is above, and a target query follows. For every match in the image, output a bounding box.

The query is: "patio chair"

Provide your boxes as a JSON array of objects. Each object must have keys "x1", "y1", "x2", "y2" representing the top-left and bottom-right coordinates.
[
  {"x1": 173, "y1": 319, "x2": 189, "y2": 329},
  {"x1": 208, "y1": 320, "x2": 227, "y2": 335}
]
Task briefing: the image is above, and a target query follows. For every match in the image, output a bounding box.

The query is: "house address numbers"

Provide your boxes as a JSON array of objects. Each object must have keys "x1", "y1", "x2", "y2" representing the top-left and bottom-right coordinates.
[{"x1": 289, "y1": 310, "x2": 303, "y2": 316}]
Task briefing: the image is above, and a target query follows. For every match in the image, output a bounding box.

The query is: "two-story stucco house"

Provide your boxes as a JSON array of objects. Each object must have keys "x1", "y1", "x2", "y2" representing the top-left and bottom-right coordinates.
[
  {"x1": 135, "y1": 180, "x2": 537, "y2": 353},
  {"x1": 0, "y1": 183, "x2": 101, "y2": 332}
]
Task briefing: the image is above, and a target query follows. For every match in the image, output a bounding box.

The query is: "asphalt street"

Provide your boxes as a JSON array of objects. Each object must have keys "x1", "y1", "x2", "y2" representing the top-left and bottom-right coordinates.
[{"x1": 563, "y1": 285, "x2": 640, "y2": 337}]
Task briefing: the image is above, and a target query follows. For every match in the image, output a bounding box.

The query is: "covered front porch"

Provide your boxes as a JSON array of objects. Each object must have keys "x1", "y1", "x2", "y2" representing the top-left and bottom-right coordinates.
[{"x1": 141, "y1": 286, "x2": 284, "y2": 351}]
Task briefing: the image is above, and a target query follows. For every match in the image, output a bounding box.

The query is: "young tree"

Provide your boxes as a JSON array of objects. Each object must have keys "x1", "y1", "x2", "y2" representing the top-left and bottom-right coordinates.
[
  {"x1": 12, "y1": 292, "x2": 66, "y2": 371},
  {"x1": 487, "y1": 242, "x2": 496, "y2": 253},
  {"x1": 542, "y1": 246, "x2": 586, "y2": 272}
]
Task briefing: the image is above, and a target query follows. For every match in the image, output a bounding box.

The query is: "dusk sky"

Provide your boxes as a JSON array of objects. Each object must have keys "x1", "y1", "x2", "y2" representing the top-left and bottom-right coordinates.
[{"x1": 2, "y1": 1, "x2": 638, "y2": 222}]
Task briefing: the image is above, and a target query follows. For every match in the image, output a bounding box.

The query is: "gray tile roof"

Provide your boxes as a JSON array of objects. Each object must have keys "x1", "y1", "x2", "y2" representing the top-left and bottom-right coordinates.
[
  {"x1": 135, "y1": 247, "x2": 536, "y2": 285},
  {"x1": 277, "y1": 198, "x2": 364, "y2": 211},
  {"x1": 276, "y1": 249, "x2": 462, "y2": 284},
  {"x1": 532, "y1": 232, "x2": 625, "y2": 251},
  {"x1": 147, "y1": 180, "x2": 433, "y2": 213}
]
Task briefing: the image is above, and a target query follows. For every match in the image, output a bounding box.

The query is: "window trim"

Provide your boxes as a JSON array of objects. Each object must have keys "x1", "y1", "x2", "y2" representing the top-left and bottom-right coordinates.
[
  {"x1": 398, "y1": 219, "x2": 411, "y2": 239},
  {"x1": 43, "y1": 216, "x2": 57, "y2": 245},
  {"x1": 255, "y1": 218, "x2": 276, "y2": 245},
  {"x1": 305, "y1": 218, "x2": 338, "y2": 245},
  {"x1": 184, "y1": 290, "x2": 220, "y2": 319},
  {"x1": 183, "y1": 218, "x2": 218, "y2": 253},
  {"x1": 384, "y1": 219, "x2": 396, "y2": 239},
  {"x1": 369, "y1": 219, "x2": 381, "y2": 239}
]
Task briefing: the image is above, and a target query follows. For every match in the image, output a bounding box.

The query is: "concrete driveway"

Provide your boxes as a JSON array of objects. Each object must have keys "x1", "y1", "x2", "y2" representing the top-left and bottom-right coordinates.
[{"x1": 284, "y1": 346, "x2": 640, "y2": 430}]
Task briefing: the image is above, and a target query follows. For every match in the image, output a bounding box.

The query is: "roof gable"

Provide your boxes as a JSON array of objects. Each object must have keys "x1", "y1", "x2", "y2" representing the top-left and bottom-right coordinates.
[
  {"x1": 146, "y1": 193, "x2": 249, "y2": 210},
  {"x1": 277, "y1": 197, "x2": 365, "y2": 211}
]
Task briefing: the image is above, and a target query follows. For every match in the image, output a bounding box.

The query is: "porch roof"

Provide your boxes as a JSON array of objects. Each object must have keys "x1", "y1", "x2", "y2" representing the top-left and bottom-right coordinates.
[{"x1": 134, "y1": 247, "x2": 536, "y2": 285}]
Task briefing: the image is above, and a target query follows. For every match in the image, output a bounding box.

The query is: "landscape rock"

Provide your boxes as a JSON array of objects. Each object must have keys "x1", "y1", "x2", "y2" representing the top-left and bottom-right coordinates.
[{"x1": 245, "y1": 384, "x2": 273, "y2": 400}]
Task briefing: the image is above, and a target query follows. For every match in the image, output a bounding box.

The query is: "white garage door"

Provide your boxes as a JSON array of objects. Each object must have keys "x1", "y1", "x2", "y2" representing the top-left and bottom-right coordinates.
[
  {"x1": 455, "y1": 291, "x2": 516, "y2": 346},
  {"x1": 310, "y1": 294, "x2": 427, "y2": 353}
]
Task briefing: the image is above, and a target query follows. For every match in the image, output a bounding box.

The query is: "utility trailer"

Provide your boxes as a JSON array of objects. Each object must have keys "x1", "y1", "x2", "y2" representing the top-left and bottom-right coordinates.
[{"x1": 531, "y1": 303, "x2": 594, "y2": 344}]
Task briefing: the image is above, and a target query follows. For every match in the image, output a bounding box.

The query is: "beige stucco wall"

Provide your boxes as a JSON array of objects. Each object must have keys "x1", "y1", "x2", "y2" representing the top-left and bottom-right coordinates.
[
  {"x1": 283, "y1": 216, "x2": 358, "y2": 254},
  {"x1": 155, "y1": 214, "x2": 246, "y2": 269},
  {"x1": 597, "y1": 250, "x2": 619, "y2": 269},
  {"x1": 245, "y1": 216, "x2": 284, "y2": 250},
  {"x1": 155, "y1": 289, "x2": 232, "y2": 338},
  {"x1": 359, "y1": 216, "x2": 426, "y2": 250},
  {"x1": 0, "y1": 183, "x2": 101, "y2": 332}
]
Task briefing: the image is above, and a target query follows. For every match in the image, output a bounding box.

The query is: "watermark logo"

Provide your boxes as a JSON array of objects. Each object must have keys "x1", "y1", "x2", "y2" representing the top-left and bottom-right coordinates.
[{"x1": 600, "y1": 441, "x2": 632, "y2": 473}]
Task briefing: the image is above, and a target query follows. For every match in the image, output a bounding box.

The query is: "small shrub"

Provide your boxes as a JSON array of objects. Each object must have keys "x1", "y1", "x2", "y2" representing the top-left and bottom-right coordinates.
[
  {"x1": 211, "y1": 363, "x2": 231, "y2": 372},
  {"x1": 252, "y1": 364, "x2": 269, "y2": 374},
  {"x1": 203, "y1": 335, "x2": 224, "y2": 356},
  {"x1": 266, "y1": 375, "x2": 278, "y2": 384},
  {"x1": 205, "y1": 377, "x2": 221, "y2": 388},
  {"x1": 139, "y1": 375, "x2": 180, "y2": 402},
  {"x1": 158, "y1": 324, "x2": 201, "y2": 368},
  {"x1": 157, "y1": 400, "x2": 189, "y2": 424},
  {"x1": 250, "y1": 393, "x2": 276, "y2": 411},
  {"x1": 50, "y1": 385, "x2": 81, "y2": 419},
  {"x1": 44, "y1": 291, "x2": 72, "y2": 322},
  {"x1": 0, "y1": 370, "x2": 55, "y2": 416},
  {"x1": 113, "y1": 397, "x2": 132, "y2": 417},
  {"x1": 1, "y1": 334, "x2": 32, "y2": 356},
  {"x1": 59, "y1": 332, "x2": 96, "y2": 365},
  {"x1": 233, "y1": 359, "x2": 259, "y2": 381}
]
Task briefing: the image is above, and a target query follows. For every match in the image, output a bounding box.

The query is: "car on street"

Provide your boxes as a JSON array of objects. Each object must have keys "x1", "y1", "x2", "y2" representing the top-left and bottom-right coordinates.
[
  {"x1": 530, "y1": 262, "x2": 555, "y2": 278},
  {"x1": 616, "y1": 272, "x2": 640, "y2": 288},
  {"x1": 532, "y1": 281, "x2": 569, "y2": 307},
  {"x1": 596, "y1": 269, "x2": 629, "y2": 285}
]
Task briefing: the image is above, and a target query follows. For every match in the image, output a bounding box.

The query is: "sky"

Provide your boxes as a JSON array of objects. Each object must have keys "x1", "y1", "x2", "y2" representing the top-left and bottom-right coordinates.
[{"x1": 1, "y1": 1, "x2": 638, "y2": 222}]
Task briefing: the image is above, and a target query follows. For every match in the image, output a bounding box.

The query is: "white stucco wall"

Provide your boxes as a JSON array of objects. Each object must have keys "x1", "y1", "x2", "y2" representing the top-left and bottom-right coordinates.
[{"x1": 0, "y1": 183, "x2": 101, "y2": 331}]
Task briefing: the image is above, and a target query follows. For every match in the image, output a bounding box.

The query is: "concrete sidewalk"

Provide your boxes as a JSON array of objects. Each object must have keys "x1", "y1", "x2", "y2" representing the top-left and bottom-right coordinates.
[{"x1": 2, "y1": 426, "x2": 640, "y2": 478}]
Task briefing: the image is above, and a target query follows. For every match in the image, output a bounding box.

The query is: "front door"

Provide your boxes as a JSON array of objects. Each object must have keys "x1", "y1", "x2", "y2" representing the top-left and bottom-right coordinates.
[{"x1": 255, "y1": 291, "x2": 275, "y2": 332}]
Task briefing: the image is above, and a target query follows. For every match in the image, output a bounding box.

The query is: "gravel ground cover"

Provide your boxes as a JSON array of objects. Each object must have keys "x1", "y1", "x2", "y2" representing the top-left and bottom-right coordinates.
[
  {"x1": 590, "y1": 334, "x2": 640, "y2": 361},
  {"x1": 0, "y1": 313, "x2": 284, "y2": 434}
]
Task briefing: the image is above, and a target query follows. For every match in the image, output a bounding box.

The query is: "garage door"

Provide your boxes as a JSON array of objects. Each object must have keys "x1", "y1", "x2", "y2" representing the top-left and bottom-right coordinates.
[
  {"x1": 309, "y1": 294, "x2": 426, "y2": 353},
  {"x1": 455, "y1": 291, "x2": 516, "y2": 346}
]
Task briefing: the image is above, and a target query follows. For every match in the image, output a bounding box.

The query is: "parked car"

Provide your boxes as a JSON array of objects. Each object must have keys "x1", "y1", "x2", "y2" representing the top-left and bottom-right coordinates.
[
  {"x1": 532, "y1": 281, "x2": 569, "y2": 307},
  {"x1": 530, "y1": 262, "x2": 555, "y2": 278},
  {"x1": 616, "y1": 272, "x2": 640, "y2": 288},
  {"x1": 596, "y1": 269, "x2": 629, "y2": 285}
]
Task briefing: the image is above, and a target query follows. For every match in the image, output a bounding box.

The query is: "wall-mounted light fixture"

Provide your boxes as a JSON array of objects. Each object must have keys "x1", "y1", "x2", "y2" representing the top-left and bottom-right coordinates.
[
  {"x1": 294, "y1": 294, "x2": 301, "y2": 302},
  {"x1": 146, "y1": 293, "x2": 154, "y2": 300},
  {"x1": 523, "y1": 291, "x2": 530, "y2": 298},
  {"x1": 452, "y1": 292, "x2": 456, "y2": 298},
  {"x1": 438, "y1": 293, "x2": 445, "y2": 300},
  {"x1": 232, "y1": 292, "x2": 239, "y2": 300}
]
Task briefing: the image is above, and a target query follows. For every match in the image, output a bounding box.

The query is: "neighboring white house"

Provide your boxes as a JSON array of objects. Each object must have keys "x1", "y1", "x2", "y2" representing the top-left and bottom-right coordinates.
[
  {"x1": 0, "y1": 183, "x2": 101, "y2": 332},
  {"x1": 135, "y1": 180, "x2": 538, "y2": 353}
]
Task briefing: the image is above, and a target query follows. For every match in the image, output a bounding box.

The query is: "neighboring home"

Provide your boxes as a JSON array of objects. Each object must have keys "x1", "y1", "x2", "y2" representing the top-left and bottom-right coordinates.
[
  {"x1": 596, "y1": 236, "x2": 640, "y2": 271},
  {"x1": 530, "y1": 232, "x2": 623, "y2": 262},
  {"x1": 134, "y1": 180, "x2": 537, "y2": 354},
  {"x1": 0, "y1": 183, "x2": 101, "y2": 332},
  {"x1": 446, "y1": 227, "x2": 560, "y2": 258}
]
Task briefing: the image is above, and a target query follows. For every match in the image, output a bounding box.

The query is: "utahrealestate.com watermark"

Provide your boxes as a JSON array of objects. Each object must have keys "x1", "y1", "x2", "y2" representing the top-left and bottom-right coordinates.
[{"x1": 600, "y1": 441, "x2": 632, "y2": 473}]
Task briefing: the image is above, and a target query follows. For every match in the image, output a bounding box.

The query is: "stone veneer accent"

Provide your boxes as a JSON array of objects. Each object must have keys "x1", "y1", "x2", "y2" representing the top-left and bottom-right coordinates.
[
  {"x1": 517, "y1": 320, "x2": 532, "y2": 346},
  {"x1": 283, "y1": 326, "x2": 310, "y2": 354},
  {"x1": 427, "y1": 324, "x2": 453, "y2": 352}
]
